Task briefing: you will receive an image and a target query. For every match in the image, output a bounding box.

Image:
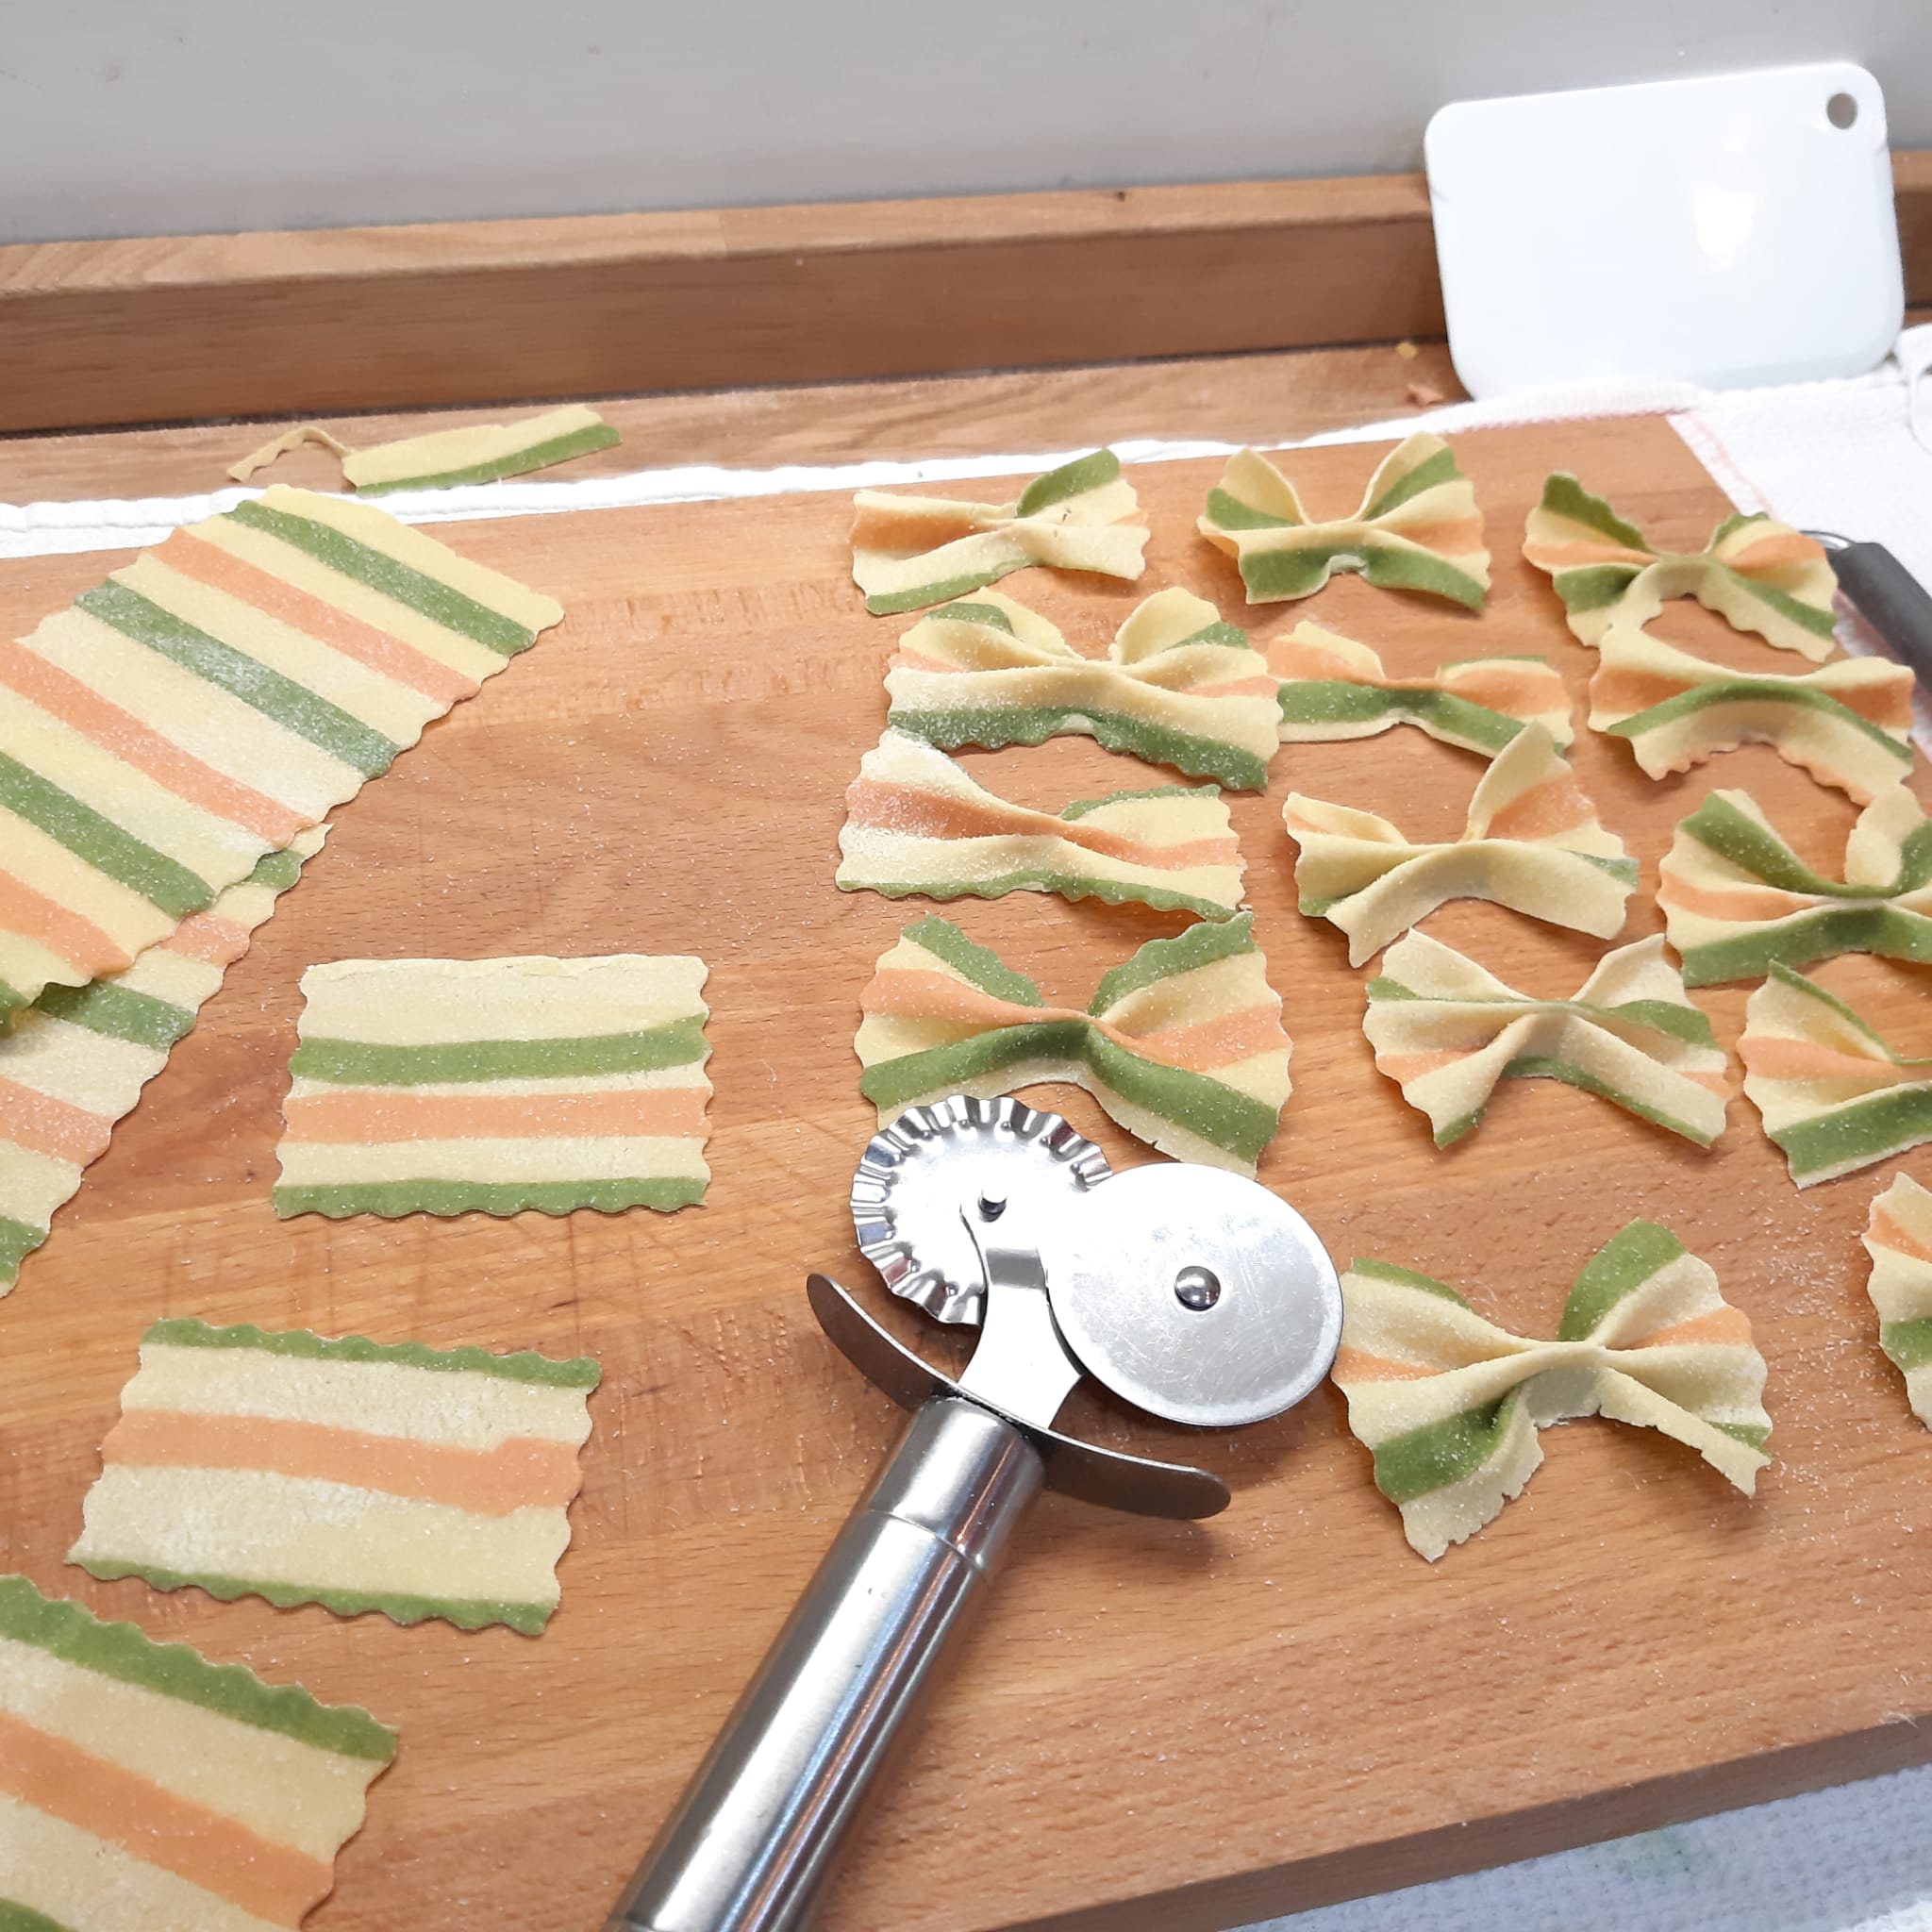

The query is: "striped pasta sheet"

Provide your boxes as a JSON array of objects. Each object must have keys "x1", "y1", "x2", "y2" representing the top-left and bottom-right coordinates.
[
  {"x1": 1739, "y1": 965, "x2": 1932, "y2": 1187},
  {"x1": 1364, "y1": 931, "x2": 1729, "y2": 1149},
  {"x1": 1196, "y1": 434, "x2": 1491, "y2": 609},
  {"x1": 230, "y1": 406, "x2": 620, "y2": 493},
  {"x1": 1271, "y1": 622, "x2": 1571, "y2": 754},
  {"x1": 0, "y1": 828, "x2": 325, "y2": 1295},
  {"x1": 1864, "y1": 1174, "x2": 1932, "y2": 1425},
  {"x1": 69, "y1": 1318, "x2": 601, "y2": 1634},
  {"x1": 1589, "y1": 627, "x2": 1913, "y2": 801},
  {"x1": 1658, "y1": 783, "x2": 1932, "y2": 986},
  {"x1": 1283, "y1": 722, "x2": 1636, "y2": 965},
  {"x1": 882, "y1": 586, "x2": 1279, "y2": 790},
  {"x1": 850, "y1": 449, "x2": 1148, "y2": 616},
  {"x1": 1333, "y1": 1223, "x2": 1772, "y2": 1560},
  {"x1": 273, "y1": 954, "x2": 711, "y2": 1220},
  {"x1": 855, "y1": 912, "x2": 1290, "y2": 1174},
  {"x1": 836, "y1": 729, "x2": 1244, "y2": 920},
  {"x1": 0, "y1": 483, "x2": 563, "y2": 1024},
  {"x1": 0, "y1": 1571, "x2": 393, "y2": 1932},
  {"x1": 1522, "y1": 473, "x2": 1839, "y2": 656}
]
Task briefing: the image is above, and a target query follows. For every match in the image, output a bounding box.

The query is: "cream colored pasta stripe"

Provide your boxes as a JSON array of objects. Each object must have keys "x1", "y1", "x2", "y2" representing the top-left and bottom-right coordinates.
[
  {"x1": 0, "y1": 1572, "x2": 391, "y2": 1931},
  {"x1": 68, "y1": 1318, "x2": 601, "y2": 1634},
  {"x1": 1864, "y1": 1174, "x2": 1932, "y2": 1425}
]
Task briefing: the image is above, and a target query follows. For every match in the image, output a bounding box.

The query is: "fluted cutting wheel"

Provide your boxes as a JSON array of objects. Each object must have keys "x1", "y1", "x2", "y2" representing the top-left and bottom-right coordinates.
[{"x1": 851, "y1": 1094, "x2": 1110, "y2": 1325}]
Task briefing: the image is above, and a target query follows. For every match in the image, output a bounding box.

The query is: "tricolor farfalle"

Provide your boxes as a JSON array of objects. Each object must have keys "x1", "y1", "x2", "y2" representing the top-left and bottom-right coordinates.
[
  {"x1": 1283, "y1": 722, "x2": 1636, "y2": 965},
  {"x1": 1739, "y1": 966, "x2": 1932, "y2": 1186},
  {"x1": 1197, "y1": 434, "x2": 1491, "y2": 609},
  {"x1": 1864, "y1": 1174, "x2": 1932, "y2": 1424},
  {"x1": 1333, "y1": 1224, "x2": 1772, "y2": 1560},
  {"x1": 1270, "y1": 621, "x2": 1571, "y2": 753},
  {"x1": 850, "y1": 449, "x2": 1148, "y2": 615},
  {"x1": 1589, "y1": 627, "x2": 1913, "y2": 801},
  {"x1": 1522, "y1": 473, "x2": 1839, "y2": 656},
  {"x1": 1658, "y1": 783, "x2": 1932, "y2": 986},
  {"x1": 854, "y1": 912, "x2": 1291, "y2": 1174},
  {"x1": 882, "y1": 585, "x2": 1280, "y2": 790},
  {"x1": 836, "y1": 729, "x2": 1245, "y2": 920},
  {"x1": 1364, "y1": 931, "x2": 1729, "y2": 1147}
]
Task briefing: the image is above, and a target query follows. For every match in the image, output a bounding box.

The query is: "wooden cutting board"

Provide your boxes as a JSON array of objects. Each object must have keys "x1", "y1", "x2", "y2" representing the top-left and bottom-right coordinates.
[{"x1": 3, "y1": 415, "x2": 1929, "y2": 1932}]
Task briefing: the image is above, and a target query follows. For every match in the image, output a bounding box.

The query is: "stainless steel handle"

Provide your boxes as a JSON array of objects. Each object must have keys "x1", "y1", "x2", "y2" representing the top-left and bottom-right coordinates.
[{"x1": 606, "y1": 1397, "x2": 1044, "y2": 1932}]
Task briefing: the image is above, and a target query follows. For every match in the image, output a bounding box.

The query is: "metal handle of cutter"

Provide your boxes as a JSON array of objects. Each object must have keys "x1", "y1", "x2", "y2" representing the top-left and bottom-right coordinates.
[{"x1": 605, "y1": 1396, "x2": 1044, "y2": 1932}]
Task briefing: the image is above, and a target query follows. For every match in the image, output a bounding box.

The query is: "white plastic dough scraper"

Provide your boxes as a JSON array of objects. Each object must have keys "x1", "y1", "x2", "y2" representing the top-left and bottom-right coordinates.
[{"x1": 605, "y1": 1094, "x2": 1342, "y2": 1932}]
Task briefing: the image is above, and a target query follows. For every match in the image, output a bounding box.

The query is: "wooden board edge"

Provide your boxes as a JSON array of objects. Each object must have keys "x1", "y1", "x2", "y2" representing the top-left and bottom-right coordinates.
[
  {"x1": 1, "y1": 154, "x2": 1926, "y2": 437},
  {"x1": 998, "y1": 1716, "x2": 1932, "y2": 1932}
]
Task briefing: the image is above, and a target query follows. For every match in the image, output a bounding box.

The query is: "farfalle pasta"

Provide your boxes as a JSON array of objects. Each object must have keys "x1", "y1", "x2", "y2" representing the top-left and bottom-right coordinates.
[
  {"x1": 1739, "y1": 965, "x2": 1932, "y2": 1186},
  {"x1": 1271, "y1": 622, "x2": 1571, "y2": 754},
  {"x1": 1364, "y1": 931, "x2": 1728, "y2": 1148},
  {"x1": 1864, "y1": 1174, "x2": 1932, "y2": 1425},
  {"x1": 1589, "y1": 629, "x2": 1913, "y2": 802},
  {"x1": 855, "y1": 912, "x2": 1290, "y2": 1174},
  {"x1": 850, "y1": 449, "x2": 1148, "y2": 615},
  {"x1": 1658, "y1": 783, "x2": 1932, "y2": 986},
  {"x1": 836, "y1": 730, "x2": 1244, "y2": 920},
  {"x1": 1284, "y1": 722, "x2": 1636, "y2": 965},
  {"x1": 1198, "y1": 434, "x2": 1491, "y2": 610},
  {"x1": 1333, "y1": 1223, "x2": 1772, "y2": 1559},
  {"x1": 883, "y1": 586, "x2": 1280, "y2": 790},
  {"x1": 1523, "y1": 474, "x2": 1838, "y2": 657}
]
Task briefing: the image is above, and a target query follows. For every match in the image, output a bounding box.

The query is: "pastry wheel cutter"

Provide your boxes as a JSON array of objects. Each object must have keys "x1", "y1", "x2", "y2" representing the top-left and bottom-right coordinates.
[{"x1": 607, "y1": 1094, "x2": 1342, "y2": 1932}]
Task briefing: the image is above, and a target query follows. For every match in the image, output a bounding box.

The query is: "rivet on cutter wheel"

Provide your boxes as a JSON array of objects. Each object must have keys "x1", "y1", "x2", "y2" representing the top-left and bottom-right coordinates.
[{"x1": 606, "y1": 1093, "x2": 1343, "y2": 1932}]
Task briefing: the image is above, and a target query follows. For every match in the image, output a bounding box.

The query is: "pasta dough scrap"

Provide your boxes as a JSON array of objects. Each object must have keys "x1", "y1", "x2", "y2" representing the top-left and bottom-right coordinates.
[
  {"x1": 855, "y1": 912, "x2": 1290, "y2": 1174},
  {"x1": 1197, "y1": 434, "x2": 1491, "y2": 609},
  {"x1": 1365, "y1": 931, "x2": 1729, "y2": 1148},
  {"x1": 1590, "y1": 627, "x2": 1913, "y2": 801},
  {"x1": 229, "y1": 405, "x2": 621, "y2": 492},
  {"x1": 851, "y1": 449, "x2": 1148, "y2": 615},
  {"x1": 837, "y1": 729, "x2": 1244, "y2": 920},
  {"x1": 1272, "y1": 622, "x2": 1571, "y2": 753},
  {"x1": 1658, "y1": 783, "x2": 1932, "y2": 986},
  {"x1": 1863, "y1": 1174, "x2": 1932, "y2": 1424},
  {"x1": 1523, "y1": 473, "x2": 1839, "y2": 657},
  {"x1": 0, "y1": 827, "x2": 325, "y2": 1296},
  {"x1": 1284, "y1": 722, "x2": 1636, "y2": 965},
  {"x1": 1334, "y1": 1224, "x2": 1772, "y2": 1560},
  {"x1": 273, "y1": 954, "x2": 711, "y2": 1220},
  {"x1": 0, "y1": 484, "x2": 563, "y2": 1024},
  {"x1": 883, "y1": 586, "x2": 1279, "y2": 791},
  {"x1": 0, "y1": 1571, "x2": 393, "y2": 1929},
  {"x1": 1739, "y1": 965, "x2": 1932, "y2": 1187},
  {"x1": 69, "y1": 1318, "x2": 601, "y2": 1634}
]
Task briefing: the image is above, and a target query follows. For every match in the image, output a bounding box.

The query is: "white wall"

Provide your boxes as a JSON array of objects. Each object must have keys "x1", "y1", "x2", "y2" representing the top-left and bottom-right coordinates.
[{"x1": 4, "y1": 1, "x2": 1926, "y2": 244}]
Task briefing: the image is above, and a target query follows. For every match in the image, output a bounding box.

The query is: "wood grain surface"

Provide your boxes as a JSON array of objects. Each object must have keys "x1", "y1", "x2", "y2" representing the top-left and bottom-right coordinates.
[{"x1": 2, "y1": 415, "x2": 1930, "y2": 1932}]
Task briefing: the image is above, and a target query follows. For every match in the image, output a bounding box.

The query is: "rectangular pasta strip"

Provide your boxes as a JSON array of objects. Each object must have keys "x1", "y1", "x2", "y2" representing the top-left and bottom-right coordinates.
[
  {"x1": 273, "y1": 953, "x2": 711, "y2": 1220},
  {"x1": 0, "y1": 828, "x2": 325, "y2": 1296},
  {"x1": 68, "y1": 1318, "x2": 602, "y2": 1634},
  {"x1": 0, "y1": 1571, "x2": 394, "y2": 1930},
  {"x1": 0, "y1": 485, "x2": 563, "y2": 1024}
]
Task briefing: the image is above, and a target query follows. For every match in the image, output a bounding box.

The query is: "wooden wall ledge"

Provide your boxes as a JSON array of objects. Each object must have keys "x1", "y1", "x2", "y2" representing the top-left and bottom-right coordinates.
[{"x1": 1, "y1": 158, "x2": 1927, "y2": 435}]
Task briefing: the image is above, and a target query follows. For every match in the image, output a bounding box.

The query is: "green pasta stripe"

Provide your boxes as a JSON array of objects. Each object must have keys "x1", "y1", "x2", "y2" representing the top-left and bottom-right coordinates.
[
  {"x1": 1372, "y1": 1392, "x2": 1521, "y2": 1504},
  {"x1": 1089, "y1": 910, "x2": 1254, "y2": 1011},
  {"x1": 1610, "y1": 681, "x2": 1910, "y2": 758},
  {"x1": 357, "y1": 420, "x2": 621, "y2": 495},
  {"x1": 927, "y1": 600, "x2": 1017, "y2": 634},
  {"x1": 1203, "y1": 486, "x2": 1291, "y2": 530},
  {"x1": 847, "y1": 870, "x2": 1234, "y2": 921},
  {"x1": 1879, "y1": 1319, "x2": 1932, "y2": 1373},
  {"x1": 1681, "y1": 908, "x2": 1932, "y2": 985},
  {"x1": 142, "y1": 1315, "x2": 601, "y2": 1388},
  {"x1": 0, "y1": 751, "x2": 213, "y2": 919},
  {"x1": 1013, "y1": 449, "x2": 1119, "y2": 516},
  {"x1": 1553, "y1": 564, "x2": 1642, "y2": 613},
  {"x1": 0, "y1": 1574, "x2": 395, "y2": 1759},
  {"x1": 887, "y1": 704, "x2": 1269, "y2": 791},
  {"x1": 1347, "y1": 1257, "x2": 1469, "y2": 1303},
  {"x1": 1059, "y1": 783, "x2": 1216, "y2": 821},
  {"x1": 1557, "y1": 1221, "x2": 1683, "y2": 1340},
  {"x1": 32, "y1": 979, "x2": 195, "y2": 1050},
  {"x1": 904, "y1": 916, "x2": 1042, "y2": 1004},
  {"x1": 0, "y1": 1216, "x2": 46, "y2": 1278},
  {"x1": 1478, "y1": 1058, "x2": 1713, "y2": 1148},
  {"x1": 80, "y1": 583, "x2": 399, "y2": 779},
  {"x1": 1769, "y1": 1088, "x2": 1932, "y2": 1179},
  {"x1": 226, "y1": 499, "x2": 539, "y2": 655},
  {"x1": 866, "y1": 567, "x2": 1020, "y2": 617},
  {"x1": 1276, "y1": 681, "x2": 1522, "y2": 752},
  {"x1": 0, "y1": 1901, "x2": 76, "y2": 1932},
  {"x1": 273, "y1": 1177, "x2": 707, "y2": 1220},
  {"x1": 288, "y1": 1015, "x2": 708, "y2": 1085},
  {"x1": 72, "y1": 1559, "x2": 556, "y2": 1637},
  {"x1": 1362, "y1": 444, "x2": 1462, "y2": 519},
  {"x1": 1540, "y1": 474, "x2": 1650, "y2": 549},
  {"x1": 1688, "y1": 793, "x2": 1932, "y2": 896},
  {"x1": 248, "y1": 845, "x2": 307, "y2": 891},
  {"x1": 1728, "y1": 569, "x2": 1840, "y2": 640}
]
